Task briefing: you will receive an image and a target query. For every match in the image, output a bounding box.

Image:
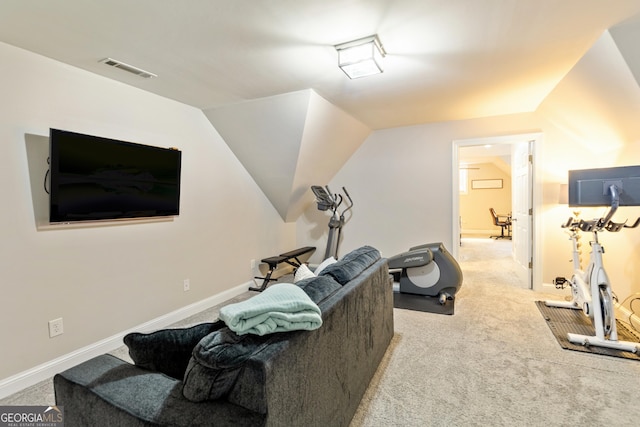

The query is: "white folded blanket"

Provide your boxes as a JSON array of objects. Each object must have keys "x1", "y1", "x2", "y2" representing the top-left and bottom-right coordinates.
[{"x1": 219, "y1": 283, "x2": 322, "y2": 336}]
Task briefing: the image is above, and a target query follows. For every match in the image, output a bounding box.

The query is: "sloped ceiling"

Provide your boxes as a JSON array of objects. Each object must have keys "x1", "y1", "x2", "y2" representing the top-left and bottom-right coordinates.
[
  {"x1": 204, "y1": 90, "x2": 370, "y2": 221},
  {"x1": 1, "y1": 1, "x2": 640, "y2": 129},
  {"x1": 610, "y1": 13, "x2": 640, "y2": 91},
  {"x1": 536, "y1": 30, "x2": 640, "y2": 154},
  {"x1": 460, "y1": 24, "x2": 640, "y2": 178},
  {"x1": 2, "y1": 2, "x2": 640, "y2": 221}
]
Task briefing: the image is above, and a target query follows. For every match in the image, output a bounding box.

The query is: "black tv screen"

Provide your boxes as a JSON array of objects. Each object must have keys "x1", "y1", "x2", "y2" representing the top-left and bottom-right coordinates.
[
  {"x1": 568, "y1": 165, "x2": 640, "y2": 207},
  {"x1": 49, "y1": 129, "x2": 181, "y2": 223}
]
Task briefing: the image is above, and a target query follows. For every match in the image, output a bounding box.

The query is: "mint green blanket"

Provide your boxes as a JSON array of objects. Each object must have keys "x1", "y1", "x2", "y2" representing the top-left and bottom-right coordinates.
[{"x1": 219, "y1": 283, "x2": 322, "y2": 336}]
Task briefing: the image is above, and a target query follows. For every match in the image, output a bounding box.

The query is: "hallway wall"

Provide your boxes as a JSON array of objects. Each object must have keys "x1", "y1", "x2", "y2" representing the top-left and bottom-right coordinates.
[{"x1": 460, "y1": 161, "x2": 512, "y2": 235}]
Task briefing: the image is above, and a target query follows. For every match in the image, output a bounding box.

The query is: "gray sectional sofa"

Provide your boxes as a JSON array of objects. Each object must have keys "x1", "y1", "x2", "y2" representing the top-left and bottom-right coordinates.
[{"x1": 54, "y1": 246, "x2": 394, "y2": 426}]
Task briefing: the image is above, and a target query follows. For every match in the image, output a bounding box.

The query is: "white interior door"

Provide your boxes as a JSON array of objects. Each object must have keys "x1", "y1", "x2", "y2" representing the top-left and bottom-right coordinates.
[{"x1": 511, "y1": 141, "x2": 532, "y2": 289}]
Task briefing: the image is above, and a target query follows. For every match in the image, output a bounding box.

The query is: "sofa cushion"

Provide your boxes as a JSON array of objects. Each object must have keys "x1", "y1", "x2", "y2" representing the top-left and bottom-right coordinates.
[
  {"x1": 296, "y1": 275, "x2": 342, "y2": 305},
  {"x1": 318, "y1": 245, "x2": 381, "y2": 284},
  {"x1": 182, "y1": 328, "x2": 272, "y2": 402},
  {"x1": 123, "y1": 321, "x2": 224, "y2": 380}
]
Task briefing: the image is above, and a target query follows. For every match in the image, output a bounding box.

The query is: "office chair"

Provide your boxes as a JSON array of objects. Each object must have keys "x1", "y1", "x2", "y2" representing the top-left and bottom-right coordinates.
[{"x1": 489, "y1": 208, "x2": 512, "y2": 239}]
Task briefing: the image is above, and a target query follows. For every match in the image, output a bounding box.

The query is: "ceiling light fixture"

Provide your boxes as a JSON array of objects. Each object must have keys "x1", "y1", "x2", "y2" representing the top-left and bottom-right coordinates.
[
  {"x1": 99, "y1": 58, "x2": 157, "y2": 79},
  {"x1": 335, "y1": 35, "x2": 386, "y2": 79}
]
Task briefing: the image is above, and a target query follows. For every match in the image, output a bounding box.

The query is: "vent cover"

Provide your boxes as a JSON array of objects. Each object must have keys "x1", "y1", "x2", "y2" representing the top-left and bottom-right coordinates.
[{"x1": 99, "y1": 58, "x2": 157, "y2": 78}]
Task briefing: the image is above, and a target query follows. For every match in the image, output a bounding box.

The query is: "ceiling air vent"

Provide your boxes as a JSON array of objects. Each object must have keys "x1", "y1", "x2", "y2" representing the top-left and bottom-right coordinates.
[{"x1": 99, "y1": 58, "x2": 157, "y2": 79}]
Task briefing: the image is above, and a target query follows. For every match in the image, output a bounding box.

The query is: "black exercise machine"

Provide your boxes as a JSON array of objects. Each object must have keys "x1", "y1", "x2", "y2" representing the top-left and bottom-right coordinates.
[
  {"x1": 389, "y1": 242, "x2": 463, "y2": 307},
  {"x1": 311, "y1": 185, "x2": 353, "y2": 260},
  {"x1": 249, "y1": 246, "x2": 316, "y2": 292}
]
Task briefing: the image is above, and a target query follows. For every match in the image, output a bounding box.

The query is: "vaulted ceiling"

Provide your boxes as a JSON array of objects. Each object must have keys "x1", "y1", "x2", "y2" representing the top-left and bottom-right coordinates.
[
  {"x1": 2, "y1": 1, "x2": 640, "y2": 220},
  {"x1": 2, "y1": 1, "x2": 640, "y2": 129}
]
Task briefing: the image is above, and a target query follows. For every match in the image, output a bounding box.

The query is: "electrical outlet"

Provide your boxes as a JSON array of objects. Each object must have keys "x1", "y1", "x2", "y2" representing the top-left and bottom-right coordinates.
[
  {"x1": 183, "y1": 279, "x2": 190, "y2": 292},
  {"x1": 49, "y1": 318, "x2": 64, "y2": 338},
  {"x1": 250, "y1": 259, "x2": 256, "y2": 270}
]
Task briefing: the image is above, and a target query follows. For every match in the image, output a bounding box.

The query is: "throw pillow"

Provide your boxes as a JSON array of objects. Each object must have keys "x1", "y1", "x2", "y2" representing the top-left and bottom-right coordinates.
[
  {"x1": 294, "y1": 263, "x2": 315, "y2": 283},
  {"x1": 123, "y1": 321, "x2": 224, "y2": 380},
  {"x1": 314, "y1": 256, "x2": 337, "y2": 275},
  {"x1": 182, "y1": 328, "x2": 272, "y2": 401}
]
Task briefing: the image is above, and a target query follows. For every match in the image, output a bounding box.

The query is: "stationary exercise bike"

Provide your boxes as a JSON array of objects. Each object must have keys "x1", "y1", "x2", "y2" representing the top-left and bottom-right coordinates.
[
  {"x1": 546, "y1": 179, "x2": 640, "y2": 354},
  {"x1": 388, "y1": 242, "x2": 463, "y2": 305},
  {"x1": 311, "y1": 185, "x2": 353, "y2": 260}
]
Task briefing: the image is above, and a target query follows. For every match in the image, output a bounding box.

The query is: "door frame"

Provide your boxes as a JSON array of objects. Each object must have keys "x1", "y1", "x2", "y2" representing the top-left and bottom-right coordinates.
[{"x1": 451, "y1": 132, "x2": 543, "y2": 291}]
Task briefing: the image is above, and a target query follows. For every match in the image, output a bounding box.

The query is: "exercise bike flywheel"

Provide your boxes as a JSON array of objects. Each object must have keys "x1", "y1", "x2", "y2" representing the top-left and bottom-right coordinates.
[{"x1": 598, "y1": 285, "x2": 613, "y2": 338}]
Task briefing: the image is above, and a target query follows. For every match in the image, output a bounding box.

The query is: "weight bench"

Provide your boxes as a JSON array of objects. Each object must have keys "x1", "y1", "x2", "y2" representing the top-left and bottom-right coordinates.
[{"x1": 249, "y1": 246, "x2": 316, "y2": 292}]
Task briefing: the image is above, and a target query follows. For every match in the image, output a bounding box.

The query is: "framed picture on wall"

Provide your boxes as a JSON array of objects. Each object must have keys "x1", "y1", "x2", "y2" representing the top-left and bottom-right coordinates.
[{"x1": 471, "y1": 179, "x2": 503, "y2": 189}]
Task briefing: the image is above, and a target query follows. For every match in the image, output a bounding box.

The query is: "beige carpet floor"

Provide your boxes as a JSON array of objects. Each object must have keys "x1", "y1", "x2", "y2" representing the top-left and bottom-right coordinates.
[
  {"x1": 3, "y1": 238, "x2": 640, "y2": 426},
  {"x1": 350, "y1": 238, "x2": 640, "y2": 426}
]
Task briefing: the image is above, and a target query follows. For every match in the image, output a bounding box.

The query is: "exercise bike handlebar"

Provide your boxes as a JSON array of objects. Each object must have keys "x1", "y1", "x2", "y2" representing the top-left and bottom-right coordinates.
[
  {"x1": 562, "y1": 215, "x2": 640, "y2": 233},
  {"x1": 607, "y1": 216, "x2": 640, "y2": 232},
  {"x1": 625, "y1": 217, "x2": 640, "y2": 228},
  {"x1": 562, "y1": 217, "x2": 576, "y2": 229}
]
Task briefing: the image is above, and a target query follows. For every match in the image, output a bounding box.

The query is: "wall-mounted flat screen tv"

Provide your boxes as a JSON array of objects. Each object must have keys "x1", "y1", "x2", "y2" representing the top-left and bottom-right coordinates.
[
  {"x1": 568, "y1": 165, "x2": 640, "y2": 207},
  {"x1": 49, "y1": 128, "x2": 182, "y2": 223}
]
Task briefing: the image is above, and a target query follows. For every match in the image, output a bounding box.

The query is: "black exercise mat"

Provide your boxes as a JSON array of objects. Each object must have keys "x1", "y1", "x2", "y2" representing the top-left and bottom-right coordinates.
[
  {"x1": 535, "y1": 301, "x2": 640, "y2": 360},
  {"x1": 394, "y1": 291, "x2": 454, "y2": 315}
]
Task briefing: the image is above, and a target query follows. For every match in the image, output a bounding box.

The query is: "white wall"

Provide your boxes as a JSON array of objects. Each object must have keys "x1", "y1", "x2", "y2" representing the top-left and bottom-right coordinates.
[
  {"x1": 460, "y1": 161, "x2": 512, "y2": 234},
  {"x1": 0, "y1": 42, "x2": 293, "y2": 382},
  {"x1": 205, "y1": 90, "x2": 370, "y2": 222},
  {"x1": 297, "y1": 113, "x2": 541, "y2": 263},
  {"x1": 5, "y1": 26, "x2": 640, "y2": 395},
  {"x1": 536, "y1": 31, "x2": 640, "y2": 300},
  {"x1": 298, "y1": 30, "x2": 640, "y2": 308},
  {"x1": 298, "y1": 107, "x2": 640, "y2": 300}
]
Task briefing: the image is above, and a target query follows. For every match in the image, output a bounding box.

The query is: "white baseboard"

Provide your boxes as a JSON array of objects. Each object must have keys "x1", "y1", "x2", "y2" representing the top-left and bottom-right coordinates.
[
  {"x1": 540, "y1": 282, "x2": 567, "y2": 294},
  {"x1": 461, "y1": 229, "x2": 496, "y2": 236},
  {"x1": 0, "y1": 281, "x2": 251, "y2": 400}
]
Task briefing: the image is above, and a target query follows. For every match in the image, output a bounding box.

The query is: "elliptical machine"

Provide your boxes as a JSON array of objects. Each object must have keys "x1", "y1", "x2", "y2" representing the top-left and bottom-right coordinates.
[
  {"x1": 311, "y1": 185, "x2": 353, "y2": 260},
  {"x1": 388, "y1": 242, "x2": 463, "y2": 305}
]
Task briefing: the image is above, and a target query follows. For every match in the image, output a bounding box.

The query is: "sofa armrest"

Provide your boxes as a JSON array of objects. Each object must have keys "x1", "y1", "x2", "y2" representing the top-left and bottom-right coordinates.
[{"x1": 54, "y1": 354, "x2": 264, "y2": 427}]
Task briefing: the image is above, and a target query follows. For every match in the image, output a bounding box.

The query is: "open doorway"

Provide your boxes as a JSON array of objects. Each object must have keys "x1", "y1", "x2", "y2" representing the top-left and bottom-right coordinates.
[
  {"x1": 452, "y1": 133, "x2": 542, "y2": 290},
  {"x1": 458, "y1": 144, "x2": 513, "y2": 239}
]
